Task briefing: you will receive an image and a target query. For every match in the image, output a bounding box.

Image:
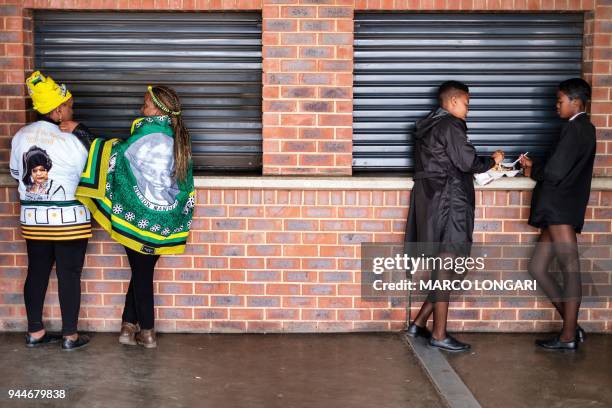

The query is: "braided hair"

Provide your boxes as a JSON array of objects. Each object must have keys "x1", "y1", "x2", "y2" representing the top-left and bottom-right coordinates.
[{"x1": 149, "y1": 85, "x2": 192, "y2": 182}]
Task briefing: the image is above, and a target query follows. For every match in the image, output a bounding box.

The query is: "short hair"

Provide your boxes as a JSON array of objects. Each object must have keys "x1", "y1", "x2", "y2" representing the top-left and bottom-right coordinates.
[
  {"x1": 438, "y1": 81, "x2": 469, "y2": 104},
  {"x1": 559, "y1": 78, "x2": 591, "y2": 106}
]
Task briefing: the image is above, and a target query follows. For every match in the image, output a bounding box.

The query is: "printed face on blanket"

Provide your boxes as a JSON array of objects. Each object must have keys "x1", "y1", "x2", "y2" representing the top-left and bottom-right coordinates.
[
  {"x1": 76, "y1": 86, "x2": 194, "y2": 256},
  {"x1": 124, "y1": 132, "x2": 179, "y2": 207}
]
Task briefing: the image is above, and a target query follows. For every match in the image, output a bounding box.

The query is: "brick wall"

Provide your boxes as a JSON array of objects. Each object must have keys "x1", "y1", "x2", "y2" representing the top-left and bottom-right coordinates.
[
  {"x1": 1, "y1": 184, "x2": 610, "y2": 333},
  {"x1": 262, "y1": 0, "x2": 353, "y2": 175},
  {"x1": 0, "y1": 0, "x2": 611, "y2": 333}
]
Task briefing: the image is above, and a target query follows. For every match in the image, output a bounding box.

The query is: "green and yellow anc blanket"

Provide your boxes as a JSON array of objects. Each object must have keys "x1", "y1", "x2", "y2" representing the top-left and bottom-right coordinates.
[{"x1": 76, "y1": 115, "x2": 195, "y2": 255}]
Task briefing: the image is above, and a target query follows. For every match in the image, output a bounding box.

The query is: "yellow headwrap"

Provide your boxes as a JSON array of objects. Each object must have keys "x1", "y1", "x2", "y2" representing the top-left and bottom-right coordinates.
[{"x1": 26, "y1": 71, "x2": 72, "y2": 114}]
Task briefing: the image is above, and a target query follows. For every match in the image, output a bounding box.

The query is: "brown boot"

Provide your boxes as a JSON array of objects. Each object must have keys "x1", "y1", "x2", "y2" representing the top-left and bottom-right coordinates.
[
  {"x1": 136, "y1": 329, "x2": 157, "y2": 349},
  {"x1": 118, "y1": 322, "x2": 140, "y2": 346}
]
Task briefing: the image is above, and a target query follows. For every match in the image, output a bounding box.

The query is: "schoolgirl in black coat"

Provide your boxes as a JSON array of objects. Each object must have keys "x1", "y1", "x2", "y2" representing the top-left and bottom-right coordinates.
[{"x1": 521, "y1": 78, "x2": 596, "y2": 351}]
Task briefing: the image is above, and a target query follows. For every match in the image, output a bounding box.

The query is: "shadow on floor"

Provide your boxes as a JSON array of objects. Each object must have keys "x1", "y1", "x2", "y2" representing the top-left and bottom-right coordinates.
[
  {"x1": 445, "y1": 333, "x2": 612, "y2": 408},
  {"x1": 0, "y1": 332, "x2": 442, "y2": 408}
]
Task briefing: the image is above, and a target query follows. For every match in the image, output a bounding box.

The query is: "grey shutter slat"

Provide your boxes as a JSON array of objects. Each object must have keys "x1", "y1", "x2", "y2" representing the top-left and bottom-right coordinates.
[
  {"x1": 353, "y1": 13, "x2": 583, "y2": 172},
  {"x1": 34, "y1": 11, "x2": 262, "y2": 172}
]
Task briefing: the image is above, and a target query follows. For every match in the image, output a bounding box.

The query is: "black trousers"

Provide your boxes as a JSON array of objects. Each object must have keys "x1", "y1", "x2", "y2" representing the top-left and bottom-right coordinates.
[
  {"x1": 24, "y1": 239, "x2": 88, "y2": 336},
  {"x1": 122, "y1": 247, "x2": 160, "y2": 330}
]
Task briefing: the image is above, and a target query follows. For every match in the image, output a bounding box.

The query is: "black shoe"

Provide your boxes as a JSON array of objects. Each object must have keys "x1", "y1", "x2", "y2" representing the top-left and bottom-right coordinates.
[
  {"x1": 61, "y1": 334, "x2": 90, "y2": 351},
  {"x1": 535, "y1": 335, "x2": 578, "y2": 351},
  {"x1": 576, "y1": 326, "x2": 586, "y2": 343},
  {"x1": 406, "y1": 323, "x2": 432, "y2": 339},
  {"x1": 25, "y1": 332, "x2": 62, "y2": 348},
  {"x1": 429, "y1": 334, "x2": 471, "y2": 352}
]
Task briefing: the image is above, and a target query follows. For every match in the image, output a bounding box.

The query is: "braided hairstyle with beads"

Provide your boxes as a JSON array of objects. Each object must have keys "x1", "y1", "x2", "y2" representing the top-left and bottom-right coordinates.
[{"x1": 149, "y1": 85, "x2": 191, "y2": 182}]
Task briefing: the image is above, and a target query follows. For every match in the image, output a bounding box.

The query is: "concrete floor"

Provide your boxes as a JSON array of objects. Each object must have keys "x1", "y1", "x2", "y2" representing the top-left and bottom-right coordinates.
[
  {"x1": 2, "y1": 331, "x2": 610, "y2": 408},
  {"x1": 446, "y1": 333, "x2": 612, "y2": 408},
  {"x1": 0, "y1": 333, "x2": 442, "y2": 408}
]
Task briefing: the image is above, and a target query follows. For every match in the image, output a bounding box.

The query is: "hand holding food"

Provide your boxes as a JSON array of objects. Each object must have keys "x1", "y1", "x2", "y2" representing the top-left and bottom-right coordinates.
[{"x1": 519, "y1": 154, "x2": 532, "y2": 168}]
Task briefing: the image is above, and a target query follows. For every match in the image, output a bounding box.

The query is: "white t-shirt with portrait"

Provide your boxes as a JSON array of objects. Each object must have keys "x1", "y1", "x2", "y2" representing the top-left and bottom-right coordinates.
[{"x1": 9, "y1": 120, "x2": 92, "y2": 239}]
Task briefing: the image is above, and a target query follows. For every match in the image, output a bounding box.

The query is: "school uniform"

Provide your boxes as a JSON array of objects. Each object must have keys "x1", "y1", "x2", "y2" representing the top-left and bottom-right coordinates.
[
  {"x1": 528, "y1": 112, "x2": 596, "y2": 233},
  {"x1": 405, "y1": 108, "x2": 494, "y2": 256}
]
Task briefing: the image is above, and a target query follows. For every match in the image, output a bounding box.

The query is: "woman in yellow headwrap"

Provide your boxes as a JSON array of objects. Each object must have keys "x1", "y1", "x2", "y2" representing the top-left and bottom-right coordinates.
[{"x1": 10, "y1": 71, "x2": 91, "y2": 351}]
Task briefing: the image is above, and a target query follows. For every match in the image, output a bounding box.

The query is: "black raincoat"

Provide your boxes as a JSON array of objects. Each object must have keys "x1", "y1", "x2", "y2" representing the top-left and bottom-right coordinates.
[{"x1": 404, "y1": 108, "x2": 494, "y2": 256}]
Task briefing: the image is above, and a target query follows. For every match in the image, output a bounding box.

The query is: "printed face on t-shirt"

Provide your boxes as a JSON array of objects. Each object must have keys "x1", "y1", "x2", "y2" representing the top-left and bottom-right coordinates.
[{"x1": 30, "y1": 165, "x2": 49, "y2": 186}]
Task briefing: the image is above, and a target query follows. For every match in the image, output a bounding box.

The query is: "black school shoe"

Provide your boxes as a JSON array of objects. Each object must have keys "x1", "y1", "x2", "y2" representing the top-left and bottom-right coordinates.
[
  {"x1": 405, "y1": 323, "x2": 432, "y2": 339},
  {"x1": 429, "y1": 335, "x2": 471, "y2": 352},
  {"x1": 25, "y1": 332, "x2": 62, "y2": 348},
  {"x1": 535, "y1": 335, "x2": 578, "y2": 351},
  {"x1": 61, "y1": 334, "x2": 90, "y2": 351},
  {"x1": 576, "y1": 326, "x2": 586, "y2": 343}
]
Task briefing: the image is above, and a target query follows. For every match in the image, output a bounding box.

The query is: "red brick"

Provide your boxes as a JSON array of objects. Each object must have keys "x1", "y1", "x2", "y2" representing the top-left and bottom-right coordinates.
[
  {"x1": 87, "y1": 282, "x2": 123, "y2": 294},
  {"x1": 318, "y1": 7, "x2": 352, "y2": 18},
  {"x1": 281, "y1": 6, "x2": 316, "y2": 18},
  {"x1": 299, "y1": 154, "x2": 334, "y2": 166},
  {"x1": 267, "y1": 308, "x2": 299, "y2": 320},
  {"x1": 319, "y1": 33, "x2": 352, "y2": 45},
  {"x1": 195, "y1": 283, "x2": 229, "y2": 294},
  {"x1": 159, "y1": 308, "x2": 193, "y2": 320},
  {"x1": 280, "y1": 113, "x2": 316, "y2": 126},
  {"x1": 283, "y1": 296, "x2": 316, "y2": 308},
  {"x1": 281, "y1": 33, "x2": 316, "y2": 45},
  {"x1": 231, "y1": 309, "x2": 264, "y2": 320},
  {"x1": 267, "y1": 284, "x2": 300, "y2": 295},
  {"x1": 281, "y1": 86, "x2": 316, "y2": 98},
  {"x1": 318, "y1": 297, "x2": 352, "y2": 308},
  {"x1": 264, "y1": 19, "x2": 297, "y2": 32},
  {"x1": 284, "y1": 245, "x2": 318, "y2": 257},
  {"x1": 485, "y1": 207, "x2": 521, "y2": 219}
]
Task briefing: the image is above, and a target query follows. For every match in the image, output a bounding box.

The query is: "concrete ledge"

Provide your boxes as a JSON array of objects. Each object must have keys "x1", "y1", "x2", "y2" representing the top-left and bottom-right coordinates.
[
  {"x1": 403, "y1": 334, "x2": 482, "y2": 408},
  {"x1": 1, "y1": 173, "x2": 612, "y2": 191}
]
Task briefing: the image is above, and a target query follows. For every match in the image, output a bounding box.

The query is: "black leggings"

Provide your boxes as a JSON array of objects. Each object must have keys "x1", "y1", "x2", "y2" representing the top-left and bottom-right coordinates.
[
  {"x1": 122, "y1": 247, "x2": 160, "y2": 330},
  {"x1": 24, "y1": 239, "x2": 88, "y2": 336}
]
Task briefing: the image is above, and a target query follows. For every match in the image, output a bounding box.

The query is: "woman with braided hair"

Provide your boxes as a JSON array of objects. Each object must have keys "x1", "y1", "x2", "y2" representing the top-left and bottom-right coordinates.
[{"x1": 65, "y1": 85, "x2": 195, "y2": 348}]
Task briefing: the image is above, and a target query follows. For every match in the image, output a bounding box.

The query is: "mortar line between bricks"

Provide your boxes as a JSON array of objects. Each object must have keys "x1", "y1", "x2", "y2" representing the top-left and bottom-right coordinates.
[{"x1": 402, "y1": 334, "x2": 482, "y2": 408}]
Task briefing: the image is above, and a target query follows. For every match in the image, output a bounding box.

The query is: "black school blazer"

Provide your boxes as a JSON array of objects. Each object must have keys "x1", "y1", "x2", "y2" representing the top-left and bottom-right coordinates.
[{"x1": 528, "y1": 113, "x2": 596, "y2": 233}]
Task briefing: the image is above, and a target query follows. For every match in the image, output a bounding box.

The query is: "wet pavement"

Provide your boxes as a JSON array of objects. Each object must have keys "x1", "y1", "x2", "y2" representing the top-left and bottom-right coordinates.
[
  {"x1": 445, "y1": 333, "x2": 612, "y2": 408},
  {"x1": 0, "y1": 333, "x2": 442, "y2": 408},
  {"x1": 2, "y1": 331, "x2": 610, "y2": 408}
]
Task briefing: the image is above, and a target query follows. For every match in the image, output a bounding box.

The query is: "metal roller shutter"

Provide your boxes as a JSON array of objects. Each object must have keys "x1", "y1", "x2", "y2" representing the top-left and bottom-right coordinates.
[
  {"x1": 353, "y1": 13, "x2": 584, "y2": 172},
  {"x1": 34, "y1": 11, "x2": 262, "y2": 173}
]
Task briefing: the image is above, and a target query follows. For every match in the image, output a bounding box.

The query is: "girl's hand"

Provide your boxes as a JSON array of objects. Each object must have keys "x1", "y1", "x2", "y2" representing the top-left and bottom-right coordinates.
[
  {"x1": 59, "y1": 120, "x2": 79, "y2": 133},
  {"x1": 519, "y1": 155, "x2": 532, "y2": 168}
]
